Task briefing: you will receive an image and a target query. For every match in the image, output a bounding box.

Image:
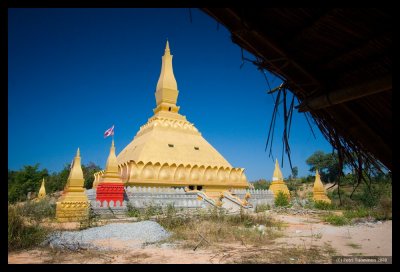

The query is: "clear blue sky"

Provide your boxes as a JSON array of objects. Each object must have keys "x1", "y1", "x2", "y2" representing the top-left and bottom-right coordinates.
[{"x1": 8, "y1": 8, "x2": 333, "y2": 181}]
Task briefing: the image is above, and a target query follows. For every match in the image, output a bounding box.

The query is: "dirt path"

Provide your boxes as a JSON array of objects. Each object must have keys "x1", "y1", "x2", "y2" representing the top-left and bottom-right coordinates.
[
  {"x1": 8, "y1": 214, "x2": 392, "y2": 264},
  {"x1": 274, "y1": 214, "x2": 392, "y2": 256}
]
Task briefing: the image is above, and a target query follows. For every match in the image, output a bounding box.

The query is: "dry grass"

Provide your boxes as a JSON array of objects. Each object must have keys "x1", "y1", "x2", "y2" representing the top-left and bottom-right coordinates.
[
  {"x1": 230, "y1": 243, "x2": 337, "y2": 264},
  {"x1": 158, "y1": 208, "x2": 285, "y2": 250},
  {"x1": 346, "y1": 242, "x2": 362, "y2": 249}
]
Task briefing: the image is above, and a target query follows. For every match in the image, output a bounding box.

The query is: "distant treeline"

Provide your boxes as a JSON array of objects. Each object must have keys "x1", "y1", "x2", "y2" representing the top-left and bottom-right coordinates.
[
  {"x1": 8, "y1": 162, "x2": 101, "y2": 203},
  {"x1": 251, "y1": 151, "x2": 391, "y2": 190}
]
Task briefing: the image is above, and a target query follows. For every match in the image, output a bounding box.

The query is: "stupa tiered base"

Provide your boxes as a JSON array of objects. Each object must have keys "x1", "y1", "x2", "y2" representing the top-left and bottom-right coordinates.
[
  {"x1": 269, "y1": 181, "x2": 290, "y2": 198},
  {"x1": 96, "y1": 183, "x2": 125, "y2": 206},
  {"x1": 56, "y1": 192, "x2": 89, "y2": 222},
  {"x1": 313, "y1": 193, "x2": 331, "y2": 204}
]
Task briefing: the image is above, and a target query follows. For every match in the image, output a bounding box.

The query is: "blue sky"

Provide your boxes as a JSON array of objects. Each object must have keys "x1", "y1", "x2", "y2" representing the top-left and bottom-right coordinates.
[{"x1": 8, "y1": 8, "x2": 333, "y2": 181}]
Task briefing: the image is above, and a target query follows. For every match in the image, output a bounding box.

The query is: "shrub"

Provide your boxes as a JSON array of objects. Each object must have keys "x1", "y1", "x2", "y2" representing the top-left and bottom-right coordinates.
[
  {"x1": 165, "y1": 203, "x2": 177, "y2": 216},
  {"x1": 274, "y1": 191, "x2": 290, "y2": 207},
  {"x1": 126, "y1": 202, "x2": 141, "y2": 218},
  {"x1": 375, "y1": 197, "x2": 392, "y2": 220},
  {"x1": 19, "y1": 199, "x2": 56, "y2": 222},
  {"x1": 358, "y1": 186, "x2": 380, "y2": 207},
  {"x1": 343, "y1": 206, "x2": 370, "y2": 220},
  {"x1": 323, "y1": 213, "x2": 349, "y2": 226},
  {"x1": 255, "y1": 204, "x2": 270, "y2": 213},
  {"x1": 314, "y1": 200, "x2": 334, "y2": 210},
  {"x1": 8, "y1": 205, "x2": 49, "y2": 251},
  {"x1": 143, "y1": 204, "x2": 163, "y2": 219},
  {"x1": 79, "y1": 203, "x2": 99, "y2": 230}
]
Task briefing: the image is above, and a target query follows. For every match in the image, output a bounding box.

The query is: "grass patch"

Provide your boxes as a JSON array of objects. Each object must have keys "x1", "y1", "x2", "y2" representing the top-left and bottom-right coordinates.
[
  {"x1": 18, "y1": 198, "x2": 56, "y2": 222},
  {"x1": 323, "y1": 213, "x2": 349, "y2": 226},
  {"x1": 343, "y1": 206, "x2": 371, "y2": 220},
  {"x1": 275, "y1": 191, "x2": 290, "y2": 207},
  {"x1": 8, "y1": 205, "x2": 49, "y2": 251},
  {"x1": 255, "y1": 204, "x2": 271, "y2": 213},
  {"x1": 79, "y1": 203, "x2": 99, "y2": 230},
  {"x1": 314, "y1": 200, "x2": 334, "y2": 210},
  {"x1": 348, "y1": 252, "x2": 363, "y2": 256},
  {"x1": 346, "y1": 243, "x2": 362, "y2": 249},
  {"x1": 157, "y1": 207, "x2": 285, "y2": 248},
  {"x1": 126, "y1": 202, "x2": 141, "y2": 218},
  {"x1": 232, "y1": 244, "x2": 336, "y2": 264}
]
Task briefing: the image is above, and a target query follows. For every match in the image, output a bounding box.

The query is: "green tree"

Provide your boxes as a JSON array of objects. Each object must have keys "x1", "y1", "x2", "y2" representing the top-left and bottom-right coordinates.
[
  {"x1": 306, "y1": 151, "x2": 340, "y2": 183},
  {"x1": 291, "y1": 166, "x2": 298, "y2": 179},
  {"x1": 82, "y1": 162, "x2": 102, "y2": 189},
  {"x1": 46, "y1": 164, "x2": 70, "y2": 193},
  {"x1": 8, "y1": 164, "x2": 49, "y2": 203},
  {"x1": 251, "y1": 179, "x2": 270, "y2": 190}
]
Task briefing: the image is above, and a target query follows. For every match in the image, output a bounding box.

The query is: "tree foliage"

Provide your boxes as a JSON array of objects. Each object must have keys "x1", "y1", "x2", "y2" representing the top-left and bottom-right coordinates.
[
  {"x1": 291, "y1": 166, "x2": 298, "y2": 179},
  {"x1": 82, "y1": 162, "x2": 102, "y2": 189},
  {"x1": 8, "y1": 162, "x2": 101, "y2": 203},
  {"x1": 306, "y1": 150, "x2": 340, "y2": 183},
  {"x1": 251, "y1": 179, "x2": 270, "y2": 190},
  {"x1": 8, "y1": 164, "x2": 49, "y2": 203}
]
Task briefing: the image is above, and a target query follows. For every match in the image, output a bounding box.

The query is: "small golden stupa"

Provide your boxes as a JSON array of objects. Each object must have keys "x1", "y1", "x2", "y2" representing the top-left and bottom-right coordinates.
[
  {"x1": 269, "y1": 159, "x2": 290, "y2": 198},
  {"x1": 56, "y1": 148, "x2": 89, "y2": 222},
  {"x1": 313, "y1": 169, "x2": 331, "y2": 204},
  {"x1": 38, "y1": 178, "x2": 46, "y2": 200}
]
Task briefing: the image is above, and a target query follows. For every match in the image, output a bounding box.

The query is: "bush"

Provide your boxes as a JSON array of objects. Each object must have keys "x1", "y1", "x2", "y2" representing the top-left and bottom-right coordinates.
[
  {"x1": 255, "y1": 204, "x2": 270, "y2": 213},
  {"x1": 286, "y1": 180, "x2": 299, "y2": 192},
  {"x1": 8, "y1": 205, "x2": 49, "y2": 251},
  {"x1": 79, "y1": 203, "x2": 99, "y2": 230},
  {"x1": 374, "y1": 197, "x2": 392, "y2": 220},
  {"x1": 358, "y1": 186, "x2": 380, "y2": 207},
  {"x1": 126, "y1": 202, "x2": 141, "y2": 218},
  {"x1": 143, "y1": 204, "x2": 163, "y2": 219},
  {"x1": 343, "y1": 206, "x2": 371, "y2": 220},
  {"x1": 164, "y1": 203, "x2": 177, "y2": 217},
  {"x1": 314, "y1": 200, "x2": 334, "y2": 210},
  {"x1": 323, "y1": 213, "x2": 349, "y2": 226},
  {"x1": 274, "y1": 191, "x2": 290, "y2": 207},
  {"x1": 19, "y1": 199, "x2": 56, "y2": 222},
  {"x1": 252, "y1": 179, "x2": 270, "y2": 190}
]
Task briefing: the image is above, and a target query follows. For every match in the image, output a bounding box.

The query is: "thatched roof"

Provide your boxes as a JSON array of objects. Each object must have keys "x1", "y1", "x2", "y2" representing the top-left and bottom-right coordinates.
[{"x1": 202, "y1": 8, "x2": 392, "y2": 171}]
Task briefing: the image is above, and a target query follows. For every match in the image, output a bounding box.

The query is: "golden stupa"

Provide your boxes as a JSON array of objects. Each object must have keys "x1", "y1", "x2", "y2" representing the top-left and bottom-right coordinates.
[
  {"x1": 56, "y1": 148, "x2": 89, "y2": 222},
  {"x1": 269, "y1": 159, "x2": 290, "y2": 197},
  {"x1": 94, "y1": 41, "x2": 249, "y2": 197},
  {"x1": 313, "y1": 169, "x2": 331, "y2": 204},
  {"x1": 96, "y1": 139, "x2": 124, "y2": 186},
  {"x1": 37, "y1": 178, "x2": 46, "y2": 200}
]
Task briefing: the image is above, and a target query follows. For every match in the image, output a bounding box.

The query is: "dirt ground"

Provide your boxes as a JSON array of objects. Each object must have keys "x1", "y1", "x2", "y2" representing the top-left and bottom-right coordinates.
[{"x1": 8, "y1": 213, "x2": 391, "y2": 264}]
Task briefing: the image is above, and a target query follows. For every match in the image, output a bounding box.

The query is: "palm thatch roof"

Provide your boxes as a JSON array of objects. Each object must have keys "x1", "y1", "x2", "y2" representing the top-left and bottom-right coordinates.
[{"x1": 202, "y1": 8, "x2": 392, "y2": 172}]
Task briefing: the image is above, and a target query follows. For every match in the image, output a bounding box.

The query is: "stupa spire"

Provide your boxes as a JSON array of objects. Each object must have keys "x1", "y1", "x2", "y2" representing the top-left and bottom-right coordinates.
[
  {"x1": 154, "y1": 40, "x2": 180, "y2": 114},
  {"x1": 68, "y1": 147, "x2": 84, "y2": 182},
  {"x1": 313, "y1": 169, "x2": 331, "y2": 203},
  {"x1": 56, "y1": 148, "x2": 89, "y2": 222},
  {"x1": 269, "y1": 158, "x2": 290, "y2": 198},
  {"x1": 165, "y1": 39, "x2": 170, "y2": 53},
  {"x1": 96, "y1": 139, "x2": 124, "y2": 207},
  {"x1": 38, "y1": 178, "x2": 46, "y2": 199},
  {"x1": 103, "y1": 139, "x2": 120, "y2": 178},
  {"x1": 272, "y1": 158, "x2": 283, "y2": 181}
]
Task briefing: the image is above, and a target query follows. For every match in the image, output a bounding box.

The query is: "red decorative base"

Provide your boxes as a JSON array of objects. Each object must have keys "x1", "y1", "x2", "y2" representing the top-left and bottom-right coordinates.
[{"x1": 96, "y1": 183, "x2": 125, "y2": 207}]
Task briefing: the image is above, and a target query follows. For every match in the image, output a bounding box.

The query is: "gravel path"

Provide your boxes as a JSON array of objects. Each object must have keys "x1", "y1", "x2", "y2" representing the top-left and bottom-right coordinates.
[{"x1": 45, "y1": 221, "x2": 171, "y2": 251}]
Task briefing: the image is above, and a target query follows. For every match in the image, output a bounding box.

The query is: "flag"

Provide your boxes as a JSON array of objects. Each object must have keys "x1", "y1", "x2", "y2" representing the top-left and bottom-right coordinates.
[{"x1": 104, "y1": 125, "x2": 114, "y2": 138}]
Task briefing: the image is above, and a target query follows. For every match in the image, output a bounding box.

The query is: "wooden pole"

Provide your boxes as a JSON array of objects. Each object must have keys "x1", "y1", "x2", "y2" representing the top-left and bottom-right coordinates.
[{"x1": 297, "y1": 75, "x2": 391, "y2": 112}]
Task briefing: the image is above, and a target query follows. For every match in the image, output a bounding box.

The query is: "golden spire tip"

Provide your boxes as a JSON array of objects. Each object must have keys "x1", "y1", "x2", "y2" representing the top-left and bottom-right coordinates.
[{"x1": 165, "y1": 39, "x2": 170, "y2": 52}]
